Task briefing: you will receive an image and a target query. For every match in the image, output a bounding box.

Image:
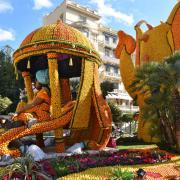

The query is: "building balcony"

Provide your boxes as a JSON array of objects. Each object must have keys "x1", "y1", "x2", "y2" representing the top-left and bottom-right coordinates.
[
  {"x1": 98, "y1": 40, "x2": 117, "y2": 49},
  {"x1": 66, "y1": 1, "x2": 100, "y2": 20},
  {"x1": 101, "y1": 71, "x2": 120, "y2": 82},
  {"x1": 106, "y1": 90, "x2": 132, "y2": 101},
  {"x1": 106, "y1": 92, "x2": 139, "y2": 113},
  {"x1": 117, "y1": 105, "x2": 139, "y2": 113},
  {"x1": 113, "y1": 89, "x2": 127, "y2": 94},
  {"x1": 98, "y1": 24, "x2": 117, "y2": 35},
  {"x1": 104, "y1": 41, "x2": 117, "y2": 49},
  {"x1": 70, "y1": 21, "x2": 92, "y2": 29},
  {"x1": 104, "y1": 71, "x2": 119, "y2": 78},
  {"x1": 101, "y1": 55, "x2": 119, "y2": 65}
]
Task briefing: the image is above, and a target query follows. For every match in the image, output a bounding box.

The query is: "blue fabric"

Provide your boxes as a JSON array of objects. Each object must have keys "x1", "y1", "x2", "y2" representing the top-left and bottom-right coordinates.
[{"x1": 36, "y1": 69, "x2": 49, "y2": 85}]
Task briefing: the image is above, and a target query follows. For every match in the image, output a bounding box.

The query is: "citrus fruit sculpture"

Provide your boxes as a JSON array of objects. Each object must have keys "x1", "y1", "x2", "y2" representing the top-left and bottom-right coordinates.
[
  {"x1": 115, "y1": 2, "x2": 180, "y2": 142},
  {"x1": 0, "y1": 21, "x2": 112, "y2": 157}
]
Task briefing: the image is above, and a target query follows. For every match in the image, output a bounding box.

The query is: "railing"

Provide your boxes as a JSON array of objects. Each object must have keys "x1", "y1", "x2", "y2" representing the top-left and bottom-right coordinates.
[
  {"x1": 104, "y1": 71, "x2": 119, "y2": 78},
  {"x1": 98, "y1": 40, "x2": 117, "y2": 48},
  {"x1": 67, "y1": 0, "x2": 99, "y2": 15},
  {"x1": 101, "y1": 55, "x2": 119, "y2": 64},
  {"x1": 113, "y1": 89, "x2": 127, "y2": 94},
  {"x1": 117, "y1": 105, "x2": 139, "y2": 113}
]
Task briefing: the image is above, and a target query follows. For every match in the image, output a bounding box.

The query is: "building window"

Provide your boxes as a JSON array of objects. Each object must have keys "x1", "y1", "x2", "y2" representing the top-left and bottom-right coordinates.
[
  {"x1": 113, "y1": 37, "x2": 117, "y2": 43},
  {"x1": 92, "y1": 33, "x2": 97, "y2": 42},
  {"x1": 105, "y1": 47, "x2": 110, "y2": 56},
  {"x1": 105, "y1": 64, "x2": 110, "y2": 72},
  {"x1": 82, "y1": 30, "x2": 89, "y2": 37},
  {"x1": 105, "y1": 35, "x2": 109, "y2": 43},
  {"x1": 113, "y1": 83, "x2": 119, "y2": 89},
  {"x1": 79, "y1": 15, "x2": 86, "y2": 22},
  {"x1": 114, "y1": 67, "x2": 118, "y2": 74},
  {"x1": 60, "y1": 14, "x2": 64, "y2": 21}
]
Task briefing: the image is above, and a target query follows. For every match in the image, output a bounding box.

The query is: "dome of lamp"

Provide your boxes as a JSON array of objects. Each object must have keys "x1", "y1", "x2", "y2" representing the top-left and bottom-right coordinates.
[{"x1": 13, "y1": 20, "x2": 102, "y2": 73}]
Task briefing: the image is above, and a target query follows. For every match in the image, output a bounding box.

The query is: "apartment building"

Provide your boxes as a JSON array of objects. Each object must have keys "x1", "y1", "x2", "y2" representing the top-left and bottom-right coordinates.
[{"x1": 43, "y1": 0, "x2": 138, "y2": 113}]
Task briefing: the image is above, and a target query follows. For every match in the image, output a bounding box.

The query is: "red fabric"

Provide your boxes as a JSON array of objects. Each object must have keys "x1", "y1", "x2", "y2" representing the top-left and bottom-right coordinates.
[
  {"x1": 146, "y1": 172, "x2": 162, "y2": 178},
  {"x1": 107, "y1": 137, "x2": 116, "y2": 148}
]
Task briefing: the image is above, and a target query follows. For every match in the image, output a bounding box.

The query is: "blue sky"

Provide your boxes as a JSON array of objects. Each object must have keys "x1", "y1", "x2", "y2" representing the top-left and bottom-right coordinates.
[{"x1": 0, "y1": 0, "x2": 178, "y2": 50}]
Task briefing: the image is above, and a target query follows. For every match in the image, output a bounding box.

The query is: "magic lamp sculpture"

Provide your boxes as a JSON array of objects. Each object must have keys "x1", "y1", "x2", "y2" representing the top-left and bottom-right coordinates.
[
  {"x1": 0, "y1": 21, "x2": 112, "y2": 157},
  {"x1": 115, "y1": 2, "x2": 180, "y2": 142}
]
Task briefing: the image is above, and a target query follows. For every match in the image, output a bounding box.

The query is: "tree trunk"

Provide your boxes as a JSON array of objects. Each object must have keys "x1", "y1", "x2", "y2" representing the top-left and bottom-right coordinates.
[
  {"x1": 158, "y1": 110, "x2": 175, "y2": 145},
  {"x1": 173, "y1": 89, "x2": 180, "y2": 150},
  {"x1": 163, "y1": 110, "x2": 176, "y2": 144},
  {"x1": 160, "y1": 117, "x2": 174, "y2": 145}
]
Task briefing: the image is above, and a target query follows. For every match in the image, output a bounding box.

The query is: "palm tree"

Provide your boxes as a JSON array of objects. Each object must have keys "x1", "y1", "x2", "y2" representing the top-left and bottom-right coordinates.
[
  {"x1": 165, "y1": 52, "x2": 180, "y2": 150},
  {"x1": 130, "y1": 52, "x2": 180, "y2": 149},
  {"x1": 130, "y1": 61, "x2": 176, "y2": 146}
]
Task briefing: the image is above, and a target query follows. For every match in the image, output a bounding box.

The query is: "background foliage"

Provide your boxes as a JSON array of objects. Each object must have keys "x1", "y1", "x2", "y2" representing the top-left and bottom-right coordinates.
[{"x1": 0, "y1": 48, "x2": 23, "y2": 114}]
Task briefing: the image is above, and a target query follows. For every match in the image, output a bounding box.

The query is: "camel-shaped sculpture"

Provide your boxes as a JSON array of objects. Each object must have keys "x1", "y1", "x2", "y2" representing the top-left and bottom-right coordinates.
[
  {"x1": 0, "y1": 21, "x2": 112, "y2": 157},
  {"x1": 115, "y1": 2, "x2": 180, "y2": 142}
]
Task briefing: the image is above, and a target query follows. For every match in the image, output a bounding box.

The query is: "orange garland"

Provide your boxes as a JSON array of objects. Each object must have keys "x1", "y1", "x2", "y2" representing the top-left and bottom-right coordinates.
[
  {"x1": 22, "y1": 71, "x2": 34, "y2": 102},
  {"x1": 0, "y1": 101, "x2": 74, "y2": 157}
]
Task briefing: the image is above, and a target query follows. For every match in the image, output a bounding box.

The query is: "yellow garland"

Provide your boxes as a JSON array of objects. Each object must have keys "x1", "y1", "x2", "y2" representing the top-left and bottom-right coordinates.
[
  {"x1": 70, "y1": 59, "x2": 94, "y2": 129},
  {"x1": 14, "y1": 48, "x2": 101, "y2": 66},
  {"x1": 48, "y1": 53, "x2": 64, "y2": 152}
]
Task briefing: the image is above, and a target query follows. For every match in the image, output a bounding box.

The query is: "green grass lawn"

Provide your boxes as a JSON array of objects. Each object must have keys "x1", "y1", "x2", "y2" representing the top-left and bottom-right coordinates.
[{"x1": 117, "y1": 144, "x2": 158, "y2": 150}]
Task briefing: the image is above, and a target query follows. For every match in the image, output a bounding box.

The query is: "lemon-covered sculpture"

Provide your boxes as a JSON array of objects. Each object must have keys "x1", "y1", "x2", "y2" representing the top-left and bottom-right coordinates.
[
  {"x1": 0, "y1": 21, "x2": 112, "y2": 157},
  {"x1": 115, "y1": 2, "x2": 180, "y2": 142}
]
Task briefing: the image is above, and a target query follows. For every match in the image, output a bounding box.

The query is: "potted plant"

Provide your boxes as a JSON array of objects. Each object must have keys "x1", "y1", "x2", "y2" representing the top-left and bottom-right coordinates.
[{"x1": 0, "y1": 154, "x2": 52, "y2": 180}]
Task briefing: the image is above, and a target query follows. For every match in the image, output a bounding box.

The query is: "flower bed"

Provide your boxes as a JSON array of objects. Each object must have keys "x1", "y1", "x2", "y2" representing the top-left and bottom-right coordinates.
[
  {"x1": 0, "y1": 149, "x2": 173, "y2": 179},
  {"x1": 43, "y1": 149, "x2": 172, "y2": 178}
]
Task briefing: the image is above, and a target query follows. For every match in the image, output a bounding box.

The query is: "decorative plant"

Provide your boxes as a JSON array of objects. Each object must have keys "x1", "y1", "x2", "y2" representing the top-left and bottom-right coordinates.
[
  {"x1": 0, "y1": 154, "x2": 52, "y2": 180},
  {"x1": 111, "y1": 168, "x2": 134, "y2": 180}
]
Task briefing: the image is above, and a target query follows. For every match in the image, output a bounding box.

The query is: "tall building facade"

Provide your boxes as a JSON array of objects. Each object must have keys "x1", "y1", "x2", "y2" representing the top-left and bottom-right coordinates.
[{"x1": 43, "y1": 0, "x2": 138, "y2": 113}]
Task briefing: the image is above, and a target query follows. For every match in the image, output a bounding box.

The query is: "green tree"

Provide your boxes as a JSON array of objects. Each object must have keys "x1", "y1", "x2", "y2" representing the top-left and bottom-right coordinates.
[
  {"x1": 108, "y1": 102, "x2": 122, "y2": 125},
  {"x1": 121, "y1": 113, "x2": 134, "y2": 134},
  {"x1": 121, "y1": 113, "x2": 133, "y2": 123},
  {"x1": 100, "y1": 81, "x2": 115, "y2": 98},
  {"x1": 0, "y1": 95, "x2": 12, "y2": 114},
  {"x1": 0, "y1": 48, "x2": 23, "y2": 113}
]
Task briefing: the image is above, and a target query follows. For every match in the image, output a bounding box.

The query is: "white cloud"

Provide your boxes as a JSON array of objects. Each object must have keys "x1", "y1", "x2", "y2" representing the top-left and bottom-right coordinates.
[
  {"x1": 33, "y1": 0, "x2": 53, "y2": 10},
  {"x1": 0, "y1": 28, "x2": 15, "y2": 41},
  {"x1": 90, "y1": 0, "x2": 134, "y2": 25},
  {"x1": 0, "y1": 0, "x2": 13, "y2": 13}
]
